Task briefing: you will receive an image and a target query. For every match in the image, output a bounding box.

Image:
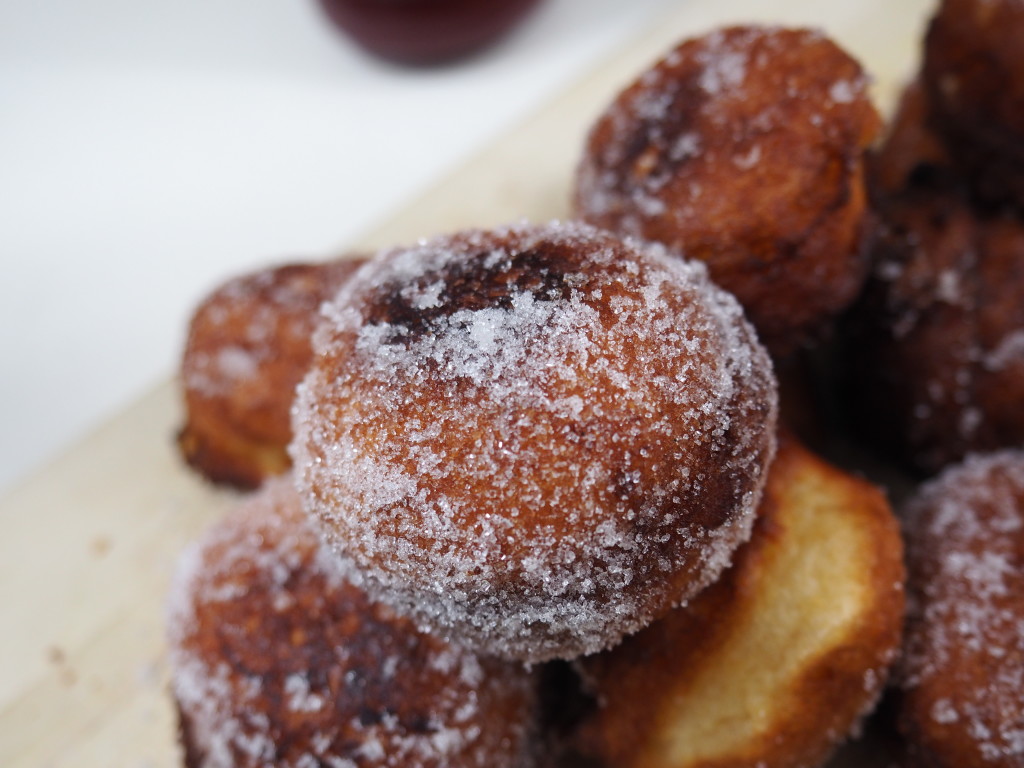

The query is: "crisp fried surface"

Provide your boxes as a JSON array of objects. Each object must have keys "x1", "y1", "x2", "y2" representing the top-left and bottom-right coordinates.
[
  {"x1": 573, "y1": 26, "x2": 880, "y2": 357},
  {"x1": 291, "y1": 222, "x2": 778, "y2": 663},
  {"x1": 564, "y1": 435, "x2": 905, "y2": 768},
  {"x1": 899, "y1": 451, "x2": 1024, "y2": 768},
  {"x1": 168, "y1": 476, "x2": 537, "y2": 768},
  {"x1": 178, "y1": 258, "x2": 364, "y2": 488},
  {"x1": 923, "y1": 0, "x2": 1024, "y2": 210}
]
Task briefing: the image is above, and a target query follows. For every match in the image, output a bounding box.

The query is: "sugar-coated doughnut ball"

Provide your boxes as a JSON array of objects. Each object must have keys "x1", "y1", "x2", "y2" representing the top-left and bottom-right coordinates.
[
  {"x1": 923, "y1": 0, "x2": 1024, "y2": 210},
  {"x1": 844, "y1": 182, "x2": 1024, "y2": 474},
  {"x1": 899, "y1": 451, "x2": 1024, "y2": 768},
  {"x1": 554, "y1": 435, "x2": 905, "y2": 768},
  {"x1": 290, "y1": 221, "x2": 778, "y2": 663},
  {"x1": 167, "y1": 476, "x2": 537, "y2": 768},
  {"x1": 573, "y1": 26, "x2": 881, "y2": 357},
  {"x1": 179, "y1": 258, "x2": 365, "y2": 488},
  {"x1": 867, "y1": 79, "x2": 953, "y2": 202}
]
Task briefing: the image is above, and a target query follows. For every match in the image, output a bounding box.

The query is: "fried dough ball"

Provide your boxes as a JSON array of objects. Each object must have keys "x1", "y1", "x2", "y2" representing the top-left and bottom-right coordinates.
[
  {"x1": 923, "y1": 0, "x2": 1024, "y2": 210},
  {"x1": 898, "y1": 451, "x2": 1024, "y2": 768},
  {"x1": 178, "y1": 257, "x2": 365, "y2": 488},
  {"x1": 573, "y1": 26, "x2": 881, "y2": 357},
  {"x1": 558, "y1": 434, "x2": 905, "y2": 768},
  {"x1": 844, "y1": 183, "x2": 1024, "y2": 474},
  {"x1": 867, "y1": 79, "x2": 953, "y2": 202},
  {"x1": 291, "y1": 221, "x2": 778, "y2": 663},
  {"x1": 167, "y1": 476, "x2": 537, "y2": 768}
]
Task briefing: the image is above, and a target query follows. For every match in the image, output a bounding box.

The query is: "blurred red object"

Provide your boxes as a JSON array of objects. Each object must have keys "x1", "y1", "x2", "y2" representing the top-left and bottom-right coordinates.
[{"x1": 317, "y1": 0, "x2": 544, "y2": 66}]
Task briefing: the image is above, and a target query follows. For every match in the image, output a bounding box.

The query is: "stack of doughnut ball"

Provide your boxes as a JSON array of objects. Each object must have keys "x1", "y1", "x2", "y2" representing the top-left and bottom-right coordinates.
[
  {"x1": 844, "y1": 1, "x2": 1024, "y2": 766},
  {"x1": 168, "y1": 5, "x2": 1024, "y2": 768},
  {"x1": 169, "y1": 218, "x2": 906, "y2": 768},
  {"x1": 844, "y1": 0, "x2": 1024, "y2": 476}
]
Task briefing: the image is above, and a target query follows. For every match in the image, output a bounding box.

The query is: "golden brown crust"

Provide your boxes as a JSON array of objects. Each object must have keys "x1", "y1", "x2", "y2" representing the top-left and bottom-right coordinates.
[
  {"x1": 573, "y1": 26, "x2": 881, "y2": 357},
  {"x1": 923, "y1": 0, "x2": 1024, "y2": 210},
  {"x1": 178, "y1": 257, "x2": 365, "y2": 488},
  {"x1": 898, "y1": 451, "x2": 1024, "y2": 768},
  {"x1": 563, "y1": 434, "x2": 906, "y2": 768},
  {"x1": 291, "y1": 221, "x2": 778, "y2": 663},
  {"x1": 167, "y1": 476, "x2": 537, "y2": 768}
]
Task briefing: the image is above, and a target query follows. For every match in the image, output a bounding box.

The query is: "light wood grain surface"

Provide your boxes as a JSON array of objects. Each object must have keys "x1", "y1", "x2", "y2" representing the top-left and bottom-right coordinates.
[{"x1": 0, "y1": 1, "x2": 933, "y2": 765}]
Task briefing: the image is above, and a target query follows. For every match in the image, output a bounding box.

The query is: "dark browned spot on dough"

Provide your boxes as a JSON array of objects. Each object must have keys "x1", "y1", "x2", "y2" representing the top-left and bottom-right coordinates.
[{"x1": 364, "y1": 244, "x2": 581, "y2": 343}]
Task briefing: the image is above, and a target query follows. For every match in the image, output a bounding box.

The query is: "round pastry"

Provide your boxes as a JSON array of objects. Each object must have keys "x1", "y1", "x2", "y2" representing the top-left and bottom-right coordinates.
[
  {"x1": 867, "y1": 78, "x2": 954, "y2": 203},
  {"x1": 291, "y1": 221, "x2": 778, "y2": 663},
  {"x1": 167, "y1": 475, "x2": 537, "y2": 768},
  {"x1": 558, "y1": 434, "x2": 905, "y2": 768},
  {"x1": 923, "y1": 0, "x2": 1024, "y2": 210},
  {"x1": 899, "y1": 450, "x2": 1024, "y2": 768},
  {"x1": 844, "y1": 182, "x2": 1024, "y2": 474},
  {"x1": 573, "y1": 26, "x2": 881, "y2": 357},
  {"x1": 178, "y1": 257, "x2": 365, "y2": 488}
]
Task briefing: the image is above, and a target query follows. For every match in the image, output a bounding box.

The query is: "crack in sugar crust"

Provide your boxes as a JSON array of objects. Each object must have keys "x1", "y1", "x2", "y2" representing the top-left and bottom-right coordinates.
[
  {"x1": 166, "y1": 476, "x2": 536, "y2": 768},
  {"x1": 291, "y1": 221, "x2": 778, "y2": 662}
]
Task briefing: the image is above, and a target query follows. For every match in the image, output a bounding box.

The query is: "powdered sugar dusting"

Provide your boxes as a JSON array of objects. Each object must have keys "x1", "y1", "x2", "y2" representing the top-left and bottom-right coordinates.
[
  {"x1": 901, "y1": 451, "x2": 1024, "y2": 763},
  {"x1": 167, "y1": 476, "x2": 535, "y2": 768},
  {"x1": 291, "y1": 221, "x2": 777, "y2": 662}
]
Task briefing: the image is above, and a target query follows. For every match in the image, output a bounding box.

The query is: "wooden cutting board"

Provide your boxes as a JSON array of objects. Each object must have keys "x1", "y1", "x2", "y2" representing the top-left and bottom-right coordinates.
[{"x1": 0, "y1": 1, "x2": 933, "y2": 765}]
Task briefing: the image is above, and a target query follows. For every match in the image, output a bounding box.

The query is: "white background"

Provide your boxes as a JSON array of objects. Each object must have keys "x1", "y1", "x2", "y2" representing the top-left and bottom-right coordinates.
[{"x1": 0, "y1": 0, "x2": 676, "y2": 492}]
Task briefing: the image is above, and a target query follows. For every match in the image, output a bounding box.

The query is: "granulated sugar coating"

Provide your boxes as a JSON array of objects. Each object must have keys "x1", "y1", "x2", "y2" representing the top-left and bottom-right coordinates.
[
  {"x1": 290, "y1": 221, "x2": 778, "y2": 662},
  {"x1": 178, "y1": 258, "x2": 365, "y2": 488},
  {"x1": 899, "y1": 451, "x2": 1024, "y2": 767},
  {"x1": 573, "y1": 26, "x2": 880, "y2": 356},
  {"x1": 167, "y1": 475, "x2": 537, "y2": 768}
]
